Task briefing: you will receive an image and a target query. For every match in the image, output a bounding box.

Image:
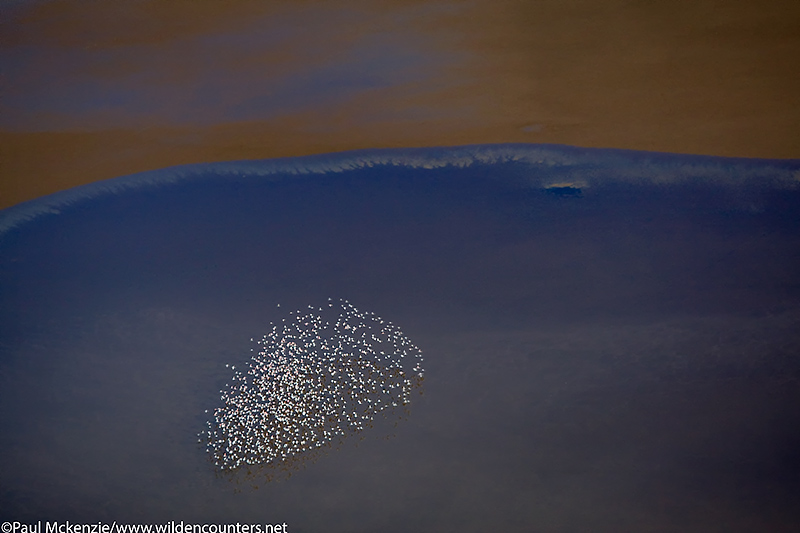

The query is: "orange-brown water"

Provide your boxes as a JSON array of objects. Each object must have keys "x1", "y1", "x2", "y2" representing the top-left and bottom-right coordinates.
[{"x1": 2, "y1": 0, "x2": 798, "y2": 210}]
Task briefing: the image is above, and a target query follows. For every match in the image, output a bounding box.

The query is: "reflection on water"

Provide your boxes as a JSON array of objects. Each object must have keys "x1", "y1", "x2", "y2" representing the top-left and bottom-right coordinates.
[{"x1": 201, "y1": 299, "x2": 424, "y2": 485}]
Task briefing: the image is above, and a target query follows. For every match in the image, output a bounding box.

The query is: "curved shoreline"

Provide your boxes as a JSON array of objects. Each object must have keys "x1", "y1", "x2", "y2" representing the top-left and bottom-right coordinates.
[{"x1": 2, "y1": 143, "x2": 799, "y2": 238}]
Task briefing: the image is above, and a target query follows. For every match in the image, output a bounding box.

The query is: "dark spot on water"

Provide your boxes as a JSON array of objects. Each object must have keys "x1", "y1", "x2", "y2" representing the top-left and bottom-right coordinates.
[{"x1": 545, "y1": 186, "x2": 583, "y2": 198}]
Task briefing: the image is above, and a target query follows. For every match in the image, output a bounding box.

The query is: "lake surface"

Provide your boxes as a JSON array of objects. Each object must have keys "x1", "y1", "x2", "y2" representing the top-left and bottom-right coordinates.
[{"x1": 1, "y1": 144, "x2": 799, "y2": 531}]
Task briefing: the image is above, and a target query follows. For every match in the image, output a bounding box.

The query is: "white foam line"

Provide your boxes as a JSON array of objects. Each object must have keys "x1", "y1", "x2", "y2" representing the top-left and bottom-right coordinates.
[{"x1": 1, "y1": 143, "x2": 798, "y2": 238}]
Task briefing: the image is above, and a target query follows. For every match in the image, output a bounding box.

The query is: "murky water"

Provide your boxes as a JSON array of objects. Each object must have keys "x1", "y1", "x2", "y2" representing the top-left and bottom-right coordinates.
[{"x1": 1, "y1": 146, "x2": 799, "y2": 531}]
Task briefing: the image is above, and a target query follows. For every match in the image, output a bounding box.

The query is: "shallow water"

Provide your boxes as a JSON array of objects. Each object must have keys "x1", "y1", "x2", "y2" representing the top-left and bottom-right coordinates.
[{"x1": 1, "y1": 145, "x2": 799, "y2": 531}]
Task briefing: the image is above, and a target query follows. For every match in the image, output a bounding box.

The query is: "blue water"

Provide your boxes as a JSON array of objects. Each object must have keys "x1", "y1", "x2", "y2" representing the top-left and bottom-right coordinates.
[{"x1": 1, "y1": 144, "x2": 799, "y2": 530}]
